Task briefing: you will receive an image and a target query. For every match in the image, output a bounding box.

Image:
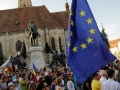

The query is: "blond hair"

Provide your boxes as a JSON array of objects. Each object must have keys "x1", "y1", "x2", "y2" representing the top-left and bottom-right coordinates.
[{"x1": 28, "y1": 83, "x2": 36, "y2": 90}]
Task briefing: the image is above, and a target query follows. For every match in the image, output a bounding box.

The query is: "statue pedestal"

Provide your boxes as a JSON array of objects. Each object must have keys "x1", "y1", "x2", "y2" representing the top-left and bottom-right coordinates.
[{"x1": 27, "y1": 46, "x2": 46, "y2": 69}]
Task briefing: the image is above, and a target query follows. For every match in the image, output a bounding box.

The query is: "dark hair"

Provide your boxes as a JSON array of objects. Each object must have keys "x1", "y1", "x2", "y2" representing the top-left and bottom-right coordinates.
[
  {"x1": 15, "y1": 71, "x2": 19, "y2": 74},
  {"x1": 107, "y1": 69, "x2": 115, "y2": 78},
  {"x1": 102, "y1": 66, "x2": 109, "y2": 70},
  {"x1": 116, "y1": 60, "x2": 119, "y2": 64},
  {"x1": 28, "y1": 74, "x2": 34, "y2": 80},
  {"x1": 51, "y1": 76, "x2": 57, "y2": 82},
  {"x1": 67, "y1": 74, "x2": 73, "y2": 81},
  {"x1": 57, "y1": 71, "x2": 61, "y2": 77},
  {"x1": 43, "y1": 68, "x2": 46, "y2": 72},
  {"x1": 21, "y1": 73, "x2": 26, "y2": 78},
  {"x1": 36, "y1": 80, "x2": 46, "y2": 90},
  {"x1": 92, "y1": 72, "x2": 98, "y2": 78},
  {"x1": 8, "y1": 76, "x2": 12, "y2": 78}
]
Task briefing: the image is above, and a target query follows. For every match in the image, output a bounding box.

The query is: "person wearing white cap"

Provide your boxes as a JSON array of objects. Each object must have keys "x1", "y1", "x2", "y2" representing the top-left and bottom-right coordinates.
[{"x1": 8, "y1": 82, "x2": 15, "y2": 90}]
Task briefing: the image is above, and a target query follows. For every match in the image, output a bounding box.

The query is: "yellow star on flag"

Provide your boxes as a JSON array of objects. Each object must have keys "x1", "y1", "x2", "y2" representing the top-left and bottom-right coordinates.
[
  {"x1": 70, "y1": 11, "x2": 73, "y2": 16},
  {"x1": 89, "y1": 28, "x2": 95, "y2": 34},
  {"x1": 86, "y1": 18, "x2": 93, "y2": 24},
  {"x1": 70, "y1": 31, "x2": 73, "y2": 36},
  {"x1": 87, "y1": 37, "x2": 93, "y2": 44},
  {"x1": 70, "y1": 20, "x2": 74, "y2": 26},
  {"x1": 79, "y1": 10, "x2": 86, "y2": 17},
  {"x1": 68, "y1": 42, "x2": 71, "y2": 47},
  {"x1": 81, "y1": 43, "x2": 87, "y2": 49},
  {"x1": 72, "y1": 47, "x2": 78, "y2": 52}
]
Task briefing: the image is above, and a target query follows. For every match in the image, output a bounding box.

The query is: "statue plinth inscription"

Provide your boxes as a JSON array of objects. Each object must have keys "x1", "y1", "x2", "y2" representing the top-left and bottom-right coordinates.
[{"x1": 28, "y1": 47, "x2": 46, "y2": 69}]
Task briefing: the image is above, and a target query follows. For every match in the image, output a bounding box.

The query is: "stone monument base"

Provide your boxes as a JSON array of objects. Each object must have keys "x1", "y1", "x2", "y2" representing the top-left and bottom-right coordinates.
[{"x1": 27, "y1": 46, "x2": 46, "y2": 70}]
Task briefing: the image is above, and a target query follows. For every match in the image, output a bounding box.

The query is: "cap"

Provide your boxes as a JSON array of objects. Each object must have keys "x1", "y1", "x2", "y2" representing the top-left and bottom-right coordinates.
[{"x1": 8, "y1": 82, "x2": 14, "y2": 87}]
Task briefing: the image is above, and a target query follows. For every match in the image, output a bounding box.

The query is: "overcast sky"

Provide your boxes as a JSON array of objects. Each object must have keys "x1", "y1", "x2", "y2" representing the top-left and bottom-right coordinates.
[{"x1": 0, "y1": 0, "x2": 120, "y2": 41}]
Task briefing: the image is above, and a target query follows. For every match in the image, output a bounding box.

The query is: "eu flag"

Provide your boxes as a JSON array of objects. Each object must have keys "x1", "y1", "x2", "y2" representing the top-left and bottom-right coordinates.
[{"x1": 66, "y1": 0, "x2": 116, "y2": 83}]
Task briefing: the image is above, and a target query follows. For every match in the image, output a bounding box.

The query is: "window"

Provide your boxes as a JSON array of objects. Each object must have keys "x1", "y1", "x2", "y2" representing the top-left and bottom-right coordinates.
[
  {"x1": 59, "y1": 37, "x2": 62, "y2": 52},
  {"x1": 16, "y1": 40, "x2": 22, "y2": 51},
  {"x1": 51, "y1": 37, "x2": 55, "y2": 51}
]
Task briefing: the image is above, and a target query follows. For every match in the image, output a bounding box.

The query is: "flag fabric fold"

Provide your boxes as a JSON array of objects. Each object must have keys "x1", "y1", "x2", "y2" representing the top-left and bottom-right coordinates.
[
  {"x1": 66, "y1": 0, "x2": 116, "y2": 83},
  {"x1": 5, "y1": 60, "x2": 13, "y2": 71},
  {"x1": 32, "y1": 63, "x2": 38, "y2": 76}
]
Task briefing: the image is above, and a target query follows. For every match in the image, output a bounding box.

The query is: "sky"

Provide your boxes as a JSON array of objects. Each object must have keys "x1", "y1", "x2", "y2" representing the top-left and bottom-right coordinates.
[{"x1": 0, "y1": 0, "x2": 120, "y2": 41}]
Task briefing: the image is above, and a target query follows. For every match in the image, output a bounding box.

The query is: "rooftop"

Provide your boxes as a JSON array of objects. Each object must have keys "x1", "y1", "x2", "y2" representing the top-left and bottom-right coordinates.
[
  {"x1": 0, "y1": 5, "x2": 69, "y2": 33},
  {"x1": 109, "y1": 38, "x2": 120, "y2": 49}
]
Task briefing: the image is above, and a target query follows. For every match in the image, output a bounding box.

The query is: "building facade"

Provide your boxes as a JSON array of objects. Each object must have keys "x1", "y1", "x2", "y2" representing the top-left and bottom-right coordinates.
[
  {"x1": 109, "y1": 38, "x2": 120, "y2": 60},
  {"x1": 0, "y1": 0, "x2": 69, "y2": 62}
]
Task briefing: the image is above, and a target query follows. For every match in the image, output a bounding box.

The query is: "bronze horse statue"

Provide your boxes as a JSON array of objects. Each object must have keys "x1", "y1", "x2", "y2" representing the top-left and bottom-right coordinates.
[
  {"x1": 10, "y1": 42, "x2": 27, "y2": 70},
  {"x1": 48, "y1": 50, "x2": 66, "y2": 68},
  {"x1": 28, "y1": 21, "x2": 41, "y2": 46}
]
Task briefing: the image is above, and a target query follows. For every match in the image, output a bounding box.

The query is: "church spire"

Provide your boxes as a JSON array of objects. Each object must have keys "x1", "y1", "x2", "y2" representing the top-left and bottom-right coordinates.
[
  {"x1": 65, "y1": 0, "x2": 69, "y2": 15},
  {"x1": 18, "y1": 0, "x2": 32, "y2": 8}
]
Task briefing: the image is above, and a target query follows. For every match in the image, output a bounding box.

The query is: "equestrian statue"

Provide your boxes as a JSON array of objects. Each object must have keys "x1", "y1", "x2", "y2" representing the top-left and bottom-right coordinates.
[{"x1": 28, "y1": 21, "x2": 41, "y2": 46}]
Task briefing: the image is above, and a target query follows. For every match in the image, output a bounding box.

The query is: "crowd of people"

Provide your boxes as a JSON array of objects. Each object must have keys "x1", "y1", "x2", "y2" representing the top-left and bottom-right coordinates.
[{"x1": 0, "y1": 60, "x2": 120, "y2": 90}]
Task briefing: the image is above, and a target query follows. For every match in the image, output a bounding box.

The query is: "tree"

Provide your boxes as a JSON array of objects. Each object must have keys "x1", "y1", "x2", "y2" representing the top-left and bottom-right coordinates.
[{"x1": 101, "y1": 25, "x2": 110, "y2": 49}]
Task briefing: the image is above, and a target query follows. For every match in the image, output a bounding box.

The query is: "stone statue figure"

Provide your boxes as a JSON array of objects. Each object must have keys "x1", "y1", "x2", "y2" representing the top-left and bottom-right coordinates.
[
  {"x1": 48, "y1": 50, "x2": 66, "y2": 68},
  {"x1": 10, "y1": 55, "x2": 26, "y2": 70},
  {"x1": 20, "y1": 42, "x2": 27, "y2": 59},
  {"x1": 28, "y1": 21, "x2": 41, "y2": 46},
  {"x1": 59, "y1": 50, "x2": 66, "y2": 67},
  {"x1": 10, "y1": 42, "x2": 27, "y2": 70}
]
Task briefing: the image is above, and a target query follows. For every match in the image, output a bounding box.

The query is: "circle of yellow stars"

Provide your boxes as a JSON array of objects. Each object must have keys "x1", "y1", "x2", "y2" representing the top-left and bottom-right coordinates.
[{"x1": 68, "y1": 9, "x2": 95, "y2": 53}]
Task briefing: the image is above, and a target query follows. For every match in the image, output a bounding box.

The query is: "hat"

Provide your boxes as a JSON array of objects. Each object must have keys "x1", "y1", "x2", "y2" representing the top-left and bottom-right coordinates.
[{"x1": 8, "y1": 82, "x2": 14, "y2": 87}]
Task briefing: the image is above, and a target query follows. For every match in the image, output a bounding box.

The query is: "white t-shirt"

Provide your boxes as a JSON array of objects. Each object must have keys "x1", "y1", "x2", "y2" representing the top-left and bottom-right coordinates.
[
  {"x1": 67, "y1": 81, "x2": 75, "y2": 90},
  {"x1": 102, "y1": 79, "x2": 120, "y2": 90},
  {"x1": 99, "y1": 77, "x2": 107, "y2": 84}
]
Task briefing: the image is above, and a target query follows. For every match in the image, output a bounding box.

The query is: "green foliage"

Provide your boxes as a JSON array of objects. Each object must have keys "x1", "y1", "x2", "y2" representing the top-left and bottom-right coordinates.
[{"x1": 101, "y1": 27, "x2": 110, "y2": 49}]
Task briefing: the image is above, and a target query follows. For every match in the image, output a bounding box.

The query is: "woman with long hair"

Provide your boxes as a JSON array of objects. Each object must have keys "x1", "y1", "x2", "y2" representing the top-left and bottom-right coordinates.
[
  {"x1": 28, "y1": 83, "x2": 36, "y2": 90},
  {"x1": 55, "y1": 77, "x2": 64, "y2": 90},
  {"x1": 67, "y1": 74, "x2": 75, "y2": 90},
  {"x1": 28, "y1": 74, "x2": 34, "y2": 83}
]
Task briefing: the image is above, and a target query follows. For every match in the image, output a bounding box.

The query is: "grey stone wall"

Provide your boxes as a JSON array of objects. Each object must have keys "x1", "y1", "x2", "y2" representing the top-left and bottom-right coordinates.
[{"x1": 0, "y1": 28, "x2": 67, "y2": 61}]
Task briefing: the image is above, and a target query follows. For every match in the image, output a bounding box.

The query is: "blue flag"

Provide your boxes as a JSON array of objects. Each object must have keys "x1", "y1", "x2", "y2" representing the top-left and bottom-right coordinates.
[
  {"x1": 32, "y1": 63, "x2": 38, "y2": 73},
  {"x1": 7, "y1": 60, "x2": 12, "y2": 67},
  {"x1": 66, "y1": 0, "x2": 116, "y2": 83}
]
